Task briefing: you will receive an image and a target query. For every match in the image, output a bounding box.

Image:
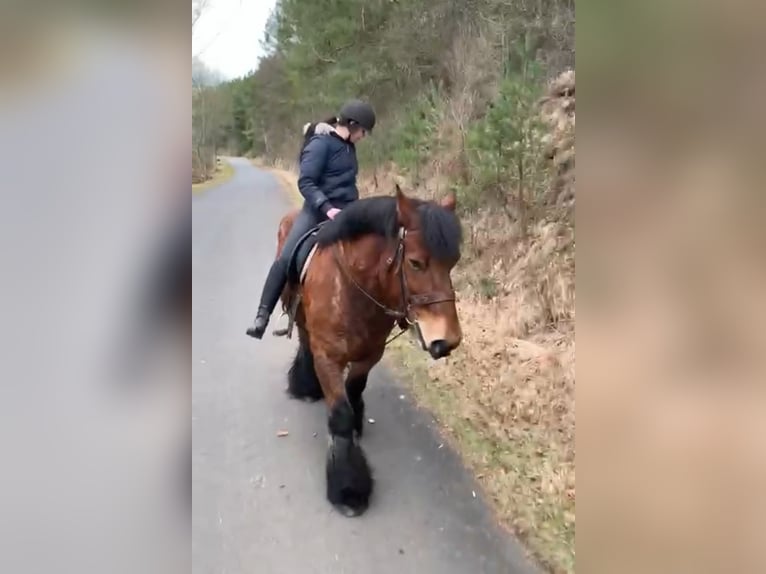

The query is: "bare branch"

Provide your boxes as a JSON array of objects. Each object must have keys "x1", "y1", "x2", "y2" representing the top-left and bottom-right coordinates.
[
  {"x1": 310, "y1": 40, "x2": 356, "y2": 65},
  {"x1": 311, "y1": 46, "x2": 337, "y2": 64}
]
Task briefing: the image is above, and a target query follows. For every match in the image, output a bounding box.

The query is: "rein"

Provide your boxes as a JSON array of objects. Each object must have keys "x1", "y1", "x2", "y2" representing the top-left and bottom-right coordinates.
[
  {"x1": 331, "y1": 241, "x2": 406, "y2": 320},
  {"x1": 330, "y1": 227, "x2": 456, "y2": 346}
]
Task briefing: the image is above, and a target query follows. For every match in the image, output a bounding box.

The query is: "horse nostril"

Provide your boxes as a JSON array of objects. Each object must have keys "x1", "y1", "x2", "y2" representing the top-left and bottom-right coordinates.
[{"x1": 428, "y1": 340, "x2": 451, "y2": 359}]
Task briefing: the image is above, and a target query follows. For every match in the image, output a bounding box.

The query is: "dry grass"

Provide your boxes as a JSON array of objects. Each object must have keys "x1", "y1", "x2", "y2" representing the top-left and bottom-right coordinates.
[{"x1": 539, "y1": 70, "x2": 575, "y2": 211}]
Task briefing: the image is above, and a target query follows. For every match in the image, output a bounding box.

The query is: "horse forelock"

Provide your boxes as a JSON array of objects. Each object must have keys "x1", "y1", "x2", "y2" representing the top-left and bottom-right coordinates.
[{"x1": 415, "y1": 202, "x2": 462, "y2": 265}]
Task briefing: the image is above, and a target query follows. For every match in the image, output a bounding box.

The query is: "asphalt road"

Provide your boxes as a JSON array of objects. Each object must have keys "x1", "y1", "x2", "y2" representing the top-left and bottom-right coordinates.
[{"x1": 192, "y1": 158, "x2": 537, "y2": 574}]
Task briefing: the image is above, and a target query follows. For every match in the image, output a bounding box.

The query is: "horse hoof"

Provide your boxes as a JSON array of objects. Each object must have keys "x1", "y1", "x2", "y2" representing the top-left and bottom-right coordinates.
[{"x1": 326, "y1": 438, "x2": 373, "y2": 516}]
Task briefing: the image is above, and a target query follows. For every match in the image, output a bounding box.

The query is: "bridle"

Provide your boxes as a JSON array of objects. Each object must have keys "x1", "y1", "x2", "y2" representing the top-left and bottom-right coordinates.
[{"x1": 331, "y1": 227, "x2": 456, "y2": 345}]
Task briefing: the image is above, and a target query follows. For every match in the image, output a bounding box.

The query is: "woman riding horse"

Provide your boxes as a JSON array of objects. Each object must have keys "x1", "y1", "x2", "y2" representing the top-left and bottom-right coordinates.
[
  {"x1": 245, "y1": 99, "x2": 463, "y2": 516},
  {"x1": 246, "y1": 99, "x2": 376, "y2": 339}
]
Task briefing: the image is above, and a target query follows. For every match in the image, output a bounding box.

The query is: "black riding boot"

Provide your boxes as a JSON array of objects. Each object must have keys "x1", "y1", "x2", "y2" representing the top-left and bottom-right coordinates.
[{"x1": 246, "y1": 260, "x2": 287, "y2": 339}]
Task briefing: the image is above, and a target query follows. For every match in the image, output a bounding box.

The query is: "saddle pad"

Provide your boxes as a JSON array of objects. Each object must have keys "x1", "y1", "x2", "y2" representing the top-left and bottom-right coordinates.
[{"x1": 299, "y1": 244, "x2": 318, "y2": 284}]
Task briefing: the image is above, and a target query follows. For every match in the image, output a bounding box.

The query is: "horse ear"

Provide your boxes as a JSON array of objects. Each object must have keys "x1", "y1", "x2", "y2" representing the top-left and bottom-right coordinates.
[
  {"x1": 440, "y1": 192, "x2": 457, "y2": 212},
  {"x1": 395, "y1": 184, "x2": 413, "y2": 227}
]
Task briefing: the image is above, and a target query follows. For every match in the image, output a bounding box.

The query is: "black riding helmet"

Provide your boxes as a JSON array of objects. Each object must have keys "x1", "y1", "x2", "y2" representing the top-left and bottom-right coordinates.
[{"x1": 338, "y1": 99, "x2": 376, "y2": 133}]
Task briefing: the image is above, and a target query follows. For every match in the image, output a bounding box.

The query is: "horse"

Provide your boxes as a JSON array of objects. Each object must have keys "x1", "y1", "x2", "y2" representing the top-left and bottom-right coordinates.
[{"x1": 274, "y1": 184, "x2": 463, "y2": 516}]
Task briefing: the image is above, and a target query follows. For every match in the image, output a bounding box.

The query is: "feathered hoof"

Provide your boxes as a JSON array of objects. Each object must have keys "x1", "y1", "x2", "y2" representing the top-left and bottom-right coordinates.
[{"x1": 326, "y1": 437, "x2": 373, "y2": 517}]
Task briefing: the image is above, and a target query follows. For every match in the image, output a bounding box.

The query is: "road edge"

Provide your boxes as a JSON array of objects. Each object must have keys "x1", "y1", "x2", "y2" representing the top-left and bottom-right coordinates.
[{"x1": 193, "y1": 158, "x2": 235, "y2": 194}]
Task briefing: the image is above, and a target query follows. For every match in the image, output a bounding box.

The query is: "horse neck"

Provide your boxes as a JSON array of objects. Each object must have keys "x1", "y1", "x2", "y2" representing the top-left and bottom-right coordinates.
[{"x1": 340, "y1": 234, "x2": 401, "y2": 309}]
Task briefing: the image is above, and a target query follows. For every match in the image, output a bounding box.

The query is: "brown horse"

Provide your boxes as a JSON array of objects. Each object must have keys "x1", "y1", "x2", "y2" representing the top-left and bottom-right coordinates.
[{"x1": 274, "y1": 185, "x2": 462, "y2": 516}]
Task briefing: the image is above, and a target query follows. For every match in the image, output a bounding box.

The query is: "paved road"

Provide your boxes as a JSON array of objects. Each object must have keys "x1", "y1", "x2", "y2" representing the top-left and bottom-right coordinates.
[{"x1": 192, "y1": 158, "x2": 536, "y2": 574}]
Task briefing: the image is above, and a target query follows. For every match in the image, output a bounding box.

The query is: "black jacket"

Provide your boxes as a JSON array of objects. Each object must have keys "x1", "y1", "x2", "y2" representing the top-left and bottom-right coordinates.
[{"x1": 297, "y1": 131, "x2": 358, "y2": 216}]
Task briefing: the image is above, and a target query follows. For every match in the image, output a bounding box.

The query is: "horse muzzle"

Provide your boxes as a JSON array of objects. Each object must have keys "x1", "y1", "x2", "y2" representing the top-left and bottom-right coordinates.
[
  {"x1": 411, "y1": 321, "x2": 459, "y2": 360},
  {"x1": 427, "y1": 339, "x2": 453, "y2": 360}
]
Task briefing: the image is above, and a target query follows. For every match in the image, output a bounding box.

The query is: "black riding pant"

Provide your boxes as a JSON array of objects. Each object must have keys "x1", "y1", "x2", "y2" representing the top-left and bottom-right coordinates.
[{"x1": 257, "y1": 205, "x2": 324, "y2": 315}]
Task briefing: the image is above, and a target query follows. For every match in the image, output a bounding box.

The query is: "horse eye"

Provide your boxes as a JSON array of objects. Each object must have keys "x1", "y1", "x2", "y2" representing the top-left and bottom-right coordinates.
[{"x1": 408, "y1": 258, "x2": 425, "y2": 271}]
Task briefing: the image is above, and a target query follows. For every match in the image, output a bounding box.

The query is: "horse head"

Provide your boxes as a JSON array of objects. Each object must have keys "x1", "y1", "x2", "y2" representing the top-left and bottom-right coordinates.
[{"x1": 394, "y1": 184, "x2": 463, "y2": 359}]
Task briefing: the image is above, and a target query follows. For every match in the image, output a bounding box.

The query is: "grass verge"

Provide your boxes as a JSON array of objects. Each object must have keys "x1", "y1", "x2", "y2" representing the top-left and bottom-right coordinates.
[
  {"x1": 192, "y1": 160, "x2": 235, "y2": 194},
  {"x1": 385, "y1": 327, "x2": 574, "y2": 574}
]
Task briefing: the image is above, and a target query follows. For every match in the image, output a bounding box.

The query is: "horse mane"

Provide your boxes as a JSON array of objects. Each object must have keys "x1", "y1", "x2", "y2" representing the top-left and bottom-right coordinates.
[{"x1": 316, "y1": 196, "x2": 462, "y2": 264}]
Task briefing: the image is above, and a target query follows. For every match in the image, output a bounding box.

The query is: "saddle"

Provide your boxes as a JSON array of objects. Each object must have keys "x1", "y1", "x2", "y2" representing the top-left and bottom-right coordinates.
[
  {"x1": 274, "y1": 224, "x2": 322, "y2": 339},
  {"x1": 286, "y1": 226, "x2": 320, "y2": 286},
  {"x1": 275, "y1": 221, "x2": 411, "y2": 340}
]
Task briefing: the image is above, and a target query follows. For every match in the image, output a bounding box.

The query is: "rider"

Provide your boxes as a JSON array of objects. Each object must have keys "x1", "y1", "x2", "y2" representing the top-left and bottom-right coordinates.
[{"x1": 246, "y1": 99, "x2": 376, "y2": 339}]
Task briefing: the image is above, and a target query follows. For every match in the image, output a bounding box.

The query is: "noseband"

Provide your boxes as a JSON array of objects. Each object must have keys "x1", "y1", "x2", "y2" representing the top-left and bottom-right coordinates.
[{"x1": 331, "y1": 227, "x2": 456, "y2": 326}]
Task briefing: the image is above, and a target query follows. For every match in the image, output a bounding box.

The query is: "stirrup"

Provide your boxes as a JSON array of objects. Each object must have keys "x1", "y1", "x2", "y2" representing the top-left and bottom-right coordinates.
[
  {"x1": 272, "y1": 295, "x2": 301, "y2": 339},
  {"x1": 272, "y1": 311, "x2": 289, "y2": 337}
]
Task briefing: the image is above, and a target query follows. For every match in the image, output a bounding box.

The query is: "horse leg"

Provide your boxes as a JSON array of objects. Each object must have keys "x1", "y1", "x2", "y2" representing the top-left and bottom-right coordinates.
[
  {"x1": 346, "y1": 351, "x2": 384, "y2": 438},
  {"x1": 314, "y1": 353, "x2": 373, "y2": 517},
  {"x1": 286, "y1": 328, "x2": 323, "y2": 401},
  {"x1": 346, "y1": 371, "x2": 367, "y2": 438}
]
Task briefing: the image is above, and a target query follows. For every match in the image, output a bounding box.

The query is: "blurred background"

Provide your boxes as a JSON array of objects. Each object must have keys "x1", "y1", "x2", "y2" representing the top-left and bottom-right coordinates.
[
  {"x1": 0, "y1": 2, "x2": 188, "y2": 573},
  {"x1": 577, "y1": 0, "x2": 766, "y2": 572}
]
